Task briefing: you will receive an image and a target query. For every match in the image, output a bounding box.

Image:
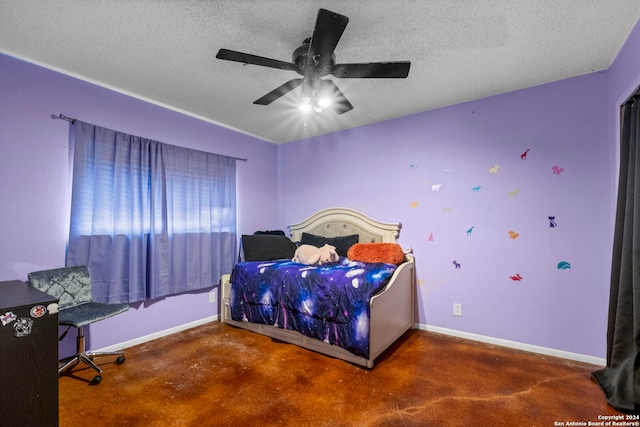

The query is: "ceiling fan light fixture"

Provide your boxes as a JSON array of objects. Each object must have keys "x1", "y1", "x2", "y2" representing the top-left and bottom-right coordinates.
[
  {"x1": 299, "y1": 93, "x2": 332, "y2": 113},
  {"x1": 299, "y1": 85, "x2": 332, "y2": 113}
]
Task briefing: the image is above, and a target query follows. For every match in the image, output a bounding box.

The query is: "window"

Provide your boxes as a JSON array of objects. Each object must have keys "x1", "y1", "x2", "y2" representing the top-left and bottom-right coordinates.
[{"x1": 66, "y1": 121, "x2": 237, "y2": 303}]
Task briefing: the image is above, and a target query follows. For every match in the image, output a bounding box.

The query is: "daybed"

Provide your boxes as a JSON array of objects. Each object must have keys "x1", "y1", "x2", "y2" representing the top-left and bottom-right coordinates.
[{"x1": 220, "y1": 207, "x2": 415, "y2": 368}]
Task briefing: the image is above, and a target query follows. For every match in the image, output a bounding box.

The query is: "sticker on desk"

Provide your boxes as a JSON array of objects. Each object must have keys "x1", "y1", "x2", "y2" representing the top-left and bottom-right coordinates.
[
  {"x1": 30, "y1": 305, "x2": 46, "y2": 318},
  {"x1": 47, "y1": 303, "x2": 59, "y2": 314},
  {"x1": 13, "y1": 318, "x2": 33, "y2": 337},
  {"x1": 1, "y1": 311, "x2": 17, "y2": 326}
]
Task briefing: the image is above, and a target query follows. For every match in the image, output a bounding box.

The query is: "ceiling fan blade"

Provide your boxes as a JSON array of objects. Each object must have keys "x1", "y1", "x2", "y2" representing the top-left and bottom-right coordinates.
[
  {"x1": 216, "y1": 49, "x2": 298, "y2": 72},
  {"x1": 253, "y1": 78, "x2": 305, "y2": 105},
  {"x1": 321, "y1": 80, "x2": 353, "y2": 115},
  {"x1": 331, "y1": 61, "x2": 411, "y2": 78},
  {"x1": 308, "y1": 9, "x2": 349, "y2": 68}
]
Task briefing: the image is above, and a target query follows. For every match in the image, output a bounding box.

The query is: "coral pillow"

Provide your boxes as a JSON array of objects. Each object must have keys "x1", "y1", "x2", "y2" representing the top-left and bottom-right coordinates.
[{"x1": 347, "y1": 243, "x2": 405, "y2": 265}]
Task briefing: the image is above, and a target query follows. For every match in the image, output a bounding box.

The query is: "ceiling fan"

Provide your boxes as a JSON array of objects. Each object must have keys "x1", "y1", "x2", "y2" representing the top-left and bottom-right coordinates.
[{"x1": 216, "y1": 8, "x2": 411, "y2": 115}]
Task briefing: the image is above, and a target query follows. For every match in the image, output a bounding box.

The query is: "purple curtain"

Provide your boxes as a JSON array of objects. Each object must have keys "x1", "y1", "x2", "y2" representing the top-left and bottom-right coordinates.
[{"x1": 66, "y1": 121, "x2": 237, "y2": 303}]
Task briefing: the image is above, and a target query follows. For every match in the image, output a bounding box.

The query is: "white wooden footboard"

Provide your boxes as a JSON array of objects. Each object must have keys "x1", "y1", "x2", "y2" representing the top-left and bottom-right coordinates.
[{"x1": 368, "y1": 252, "x2": 415, "y2": 363}]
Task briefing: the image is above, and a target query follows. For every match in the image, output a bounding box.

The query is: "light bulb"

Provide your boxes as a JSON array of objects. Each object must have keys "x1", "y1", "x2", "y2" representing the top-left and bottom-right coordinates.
[
  {"x1": 317, "y1": 97, "x2": 332, "y2": 108},
  {"x1": 299, "y1": 96, "x2": 312, "y2": 112}
]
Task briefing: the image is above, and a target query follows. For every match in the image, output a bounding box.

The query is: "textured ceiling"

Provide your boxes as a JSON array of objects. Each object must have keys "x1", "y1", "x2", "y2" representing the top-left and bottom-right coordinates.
[{"x1": 1, "y1": 1, "x2": 640, "y2": 144}]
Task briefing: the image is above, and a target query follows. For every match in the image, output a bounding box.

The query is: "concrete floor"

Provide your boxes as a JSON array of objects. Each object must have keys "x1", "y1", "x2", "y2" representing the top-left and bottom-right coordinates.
[{"x1": 58, "y1": 321, "x2": 621, "y2": 426}]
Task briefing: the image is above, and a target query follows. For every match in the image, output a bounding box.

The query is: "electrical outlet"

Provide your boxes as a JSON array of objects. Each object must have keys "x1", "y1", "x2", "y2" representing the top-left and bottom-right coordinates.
[
  {"x1": 209, "y1": 291, "x2": 217, "y2": 304},
  {"x1": 453, "y1": 303, "x2": 463, "y2": 316}
]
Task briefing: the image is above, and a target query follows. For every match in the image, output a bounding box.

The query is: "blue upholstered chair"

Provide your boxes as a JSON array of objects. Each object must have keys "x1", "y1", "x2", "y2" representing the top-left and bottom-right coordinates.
[{"x1": 28, "y1": 266, "x2": 130, "y2": 385}]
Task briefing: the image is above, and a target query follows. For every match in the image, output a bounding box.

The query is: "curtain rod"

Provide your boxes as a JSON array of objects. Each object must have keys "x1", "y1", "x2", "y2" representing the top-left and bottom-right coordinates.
[
  {"x1": 51, "y1": 113, "x2": 77, "y2": 124},
  {"x1": 51, "y1": 113, "x2": 248, "y2": 162}
]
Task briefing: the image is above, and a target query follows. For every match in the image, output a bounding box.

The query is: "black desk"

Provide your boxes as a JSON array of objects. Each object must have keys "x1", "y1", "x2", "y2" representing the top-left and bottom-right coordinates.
[{"x1": 0, "y1": 280, "x2": 59, "y2": 427}]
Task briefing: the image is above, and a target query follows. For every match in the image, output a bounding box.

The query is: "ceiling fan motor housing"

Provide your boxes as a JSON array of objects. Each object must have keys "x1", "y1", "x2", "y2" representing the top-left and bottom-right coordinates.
[{"x1": 292, "y1": 39, "x2": 335, "y2": 78}]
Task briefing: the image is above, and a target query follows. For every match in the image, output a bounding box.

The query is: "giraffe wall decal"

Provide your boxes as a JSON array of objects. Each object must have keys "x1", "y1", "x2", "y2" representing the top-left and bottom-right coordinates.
[{"x1": 520, "y1": 149, "x2": 530, "y2": 160}]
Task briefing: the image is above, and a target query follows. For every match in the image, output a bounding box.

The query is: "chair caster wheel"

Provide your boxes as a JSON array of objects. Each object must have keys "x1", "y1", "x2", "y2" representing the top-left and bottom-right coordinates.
[
  {"x1": 116, "y1": 355, "x2": 125, "y2": 365},
  {"x1": 91, "y1": 375, "x2": 102, "y2": 385}
]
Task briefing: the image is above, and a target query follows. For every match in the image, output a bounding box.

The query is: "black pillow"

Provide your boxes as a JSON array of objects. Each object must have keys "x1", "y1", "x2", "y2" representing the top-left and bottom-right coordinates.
[
  {"x1": 300, "y1": 233, "x2": 359, "y2": 257},
  {"x1": 242, "y1": 234, "x2": 297, "y2": 261},
  {"x1": 253, "y1": 230, "x2": 286, "y2": 236}
]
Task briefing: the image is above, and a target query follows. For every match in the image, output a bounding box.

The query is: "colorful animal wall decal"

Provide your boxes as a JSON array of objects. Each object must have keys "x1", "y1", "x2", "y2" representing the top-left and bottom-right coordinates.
[{"x1": 401, "y1": 137, "x2": 578, "y2": 293}]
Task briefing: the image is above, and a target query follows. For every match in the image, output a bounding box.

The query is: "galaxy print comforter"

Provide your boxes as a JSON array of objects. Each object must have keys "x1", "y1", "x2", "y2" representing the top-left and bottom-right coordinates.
[{"x1": 229, "y1": 258, "x2": 398, "y2": 358}]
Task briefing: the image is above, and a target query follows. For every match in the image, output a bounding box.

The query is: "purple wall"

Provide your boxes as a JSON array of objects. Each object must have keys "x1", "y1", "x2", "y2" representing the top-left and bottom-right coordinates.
[
  {"x1": 0, "y1": 53, "x2": 279, "y2": 353},
  {"x1": 279, "y1": 71, "x2": 612, "y2": 358},
  {"x1": 279, "y1": 14, "x2": 640, "y2": 359},
  {"x1": 608, "y1": 15, "x2": 640, "y2": 223},
  {"x1": 2, "y1": 16, "x2": 639, "y2": 360},
  {"x1": 609, "y1": 17, "x2": 640, "y2": 106}
]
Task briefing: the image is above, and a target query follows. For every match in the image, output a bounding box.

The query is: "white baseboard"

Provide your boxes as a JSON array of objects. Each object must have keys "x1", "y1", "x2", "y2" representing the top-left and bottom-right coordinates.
[
  {"x1": 418, "y1": 323, "x2": 606, "y2": 367},
  {"x1": 95, "y1": 316, "x2": 605, "y2": 367},
  {"x1": 94, "y1": 315, "x2": 219, "y2": 353}
]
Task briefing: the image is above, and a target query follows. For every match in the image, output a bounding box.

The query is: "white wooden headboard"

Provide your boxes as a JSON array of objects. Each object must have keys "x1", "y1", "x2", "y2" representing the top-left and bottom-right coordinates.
[{"x1": 288, "y1": 207, "x2": 401, "y2": 244}]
